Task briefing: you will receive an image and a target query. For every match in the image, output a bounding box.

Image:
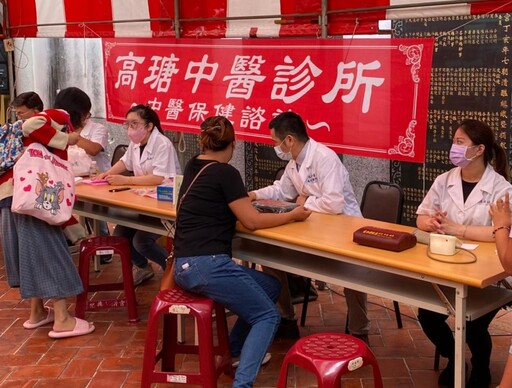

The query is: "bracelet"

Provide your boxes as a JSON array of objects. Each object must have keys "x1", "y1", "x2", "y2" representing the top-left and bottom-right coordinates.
[{"x1": 492, "y1": 226, "x2": 511, "y2": 238}]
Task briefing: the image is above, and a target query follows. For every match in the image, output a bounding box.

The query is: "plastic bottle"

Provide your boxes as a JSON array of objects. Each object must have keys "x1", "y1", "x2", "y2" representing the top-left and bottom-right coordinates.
[{"x1": 89, "y1": 160, "x2": 98, "y2": 177}]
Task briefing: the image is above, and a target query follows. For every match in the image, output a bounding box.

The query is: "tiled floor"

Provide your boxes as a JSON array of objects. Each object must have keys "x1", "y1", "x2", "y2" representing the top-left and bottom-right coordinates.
[{"x1": 0, "y1": 253, "x2": 511, "y2": 387}]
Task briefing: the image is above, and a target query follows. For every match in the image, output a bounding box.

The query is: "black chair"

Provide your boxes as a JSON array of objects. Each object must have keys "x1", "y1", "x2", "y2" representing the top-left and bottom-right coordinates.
[
  {"x1": 111, "y1": 144, "x2": 128, "y2": 165},
  {"x1": 111, "y1": 144, "x2": 133, "y2": 176},
  {"x1": 359, "y1": 181, "x2": 404, "y2": 329},
  {"x1": 360, "y1": 181, "x2": 445, "y2": 369}
]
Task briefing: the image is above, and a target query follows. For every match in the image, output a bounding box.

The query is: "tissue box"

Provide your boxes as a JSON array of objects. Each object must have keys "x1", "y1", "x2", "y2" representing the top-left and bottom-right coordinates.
[{"x1": 157, "y1": 185, "x2": 174, "y2": 202}]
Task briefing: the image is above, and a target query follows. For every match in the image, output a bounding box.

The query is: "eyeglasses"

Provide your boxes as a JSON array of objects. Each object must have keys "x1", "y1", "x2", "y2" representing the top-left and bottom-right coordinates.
[{"x1": 122, "y1": 121, "x2": 145, "y2": 130}]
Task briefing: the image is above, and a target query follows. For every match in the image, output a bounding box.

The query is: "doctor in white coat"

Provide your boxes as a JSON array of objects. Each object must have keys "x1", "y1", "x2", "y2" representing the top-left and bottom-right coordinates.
[
  {"x1": 416, "y1": 119, "x2": 512, "y2": 388},
  {"x1": 96, "y1": 104, "x2": 181, "y2": 286},
  {"x1": 249, "y1": 111, "x2": 369, "y2": 341}
]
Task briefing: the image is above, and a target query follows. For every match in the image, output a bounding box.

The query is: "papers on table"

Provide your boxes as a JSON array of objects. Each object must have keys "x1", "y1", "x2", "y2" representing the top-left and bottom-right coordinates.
[{"x1": 81, "y1": 178, "x2": 109, "y2": 185}]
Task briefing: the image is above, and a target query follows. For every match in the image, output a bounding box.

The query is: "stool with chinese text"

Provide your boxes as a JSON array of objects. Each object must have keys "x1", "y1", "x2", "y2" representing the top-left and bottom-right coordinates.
[
  {"x1": 141, "y1": 287, "x2": 232, "y2": 387},
  {"x1": 76, "y1": 236, "x2": 139, "y2": 323}
]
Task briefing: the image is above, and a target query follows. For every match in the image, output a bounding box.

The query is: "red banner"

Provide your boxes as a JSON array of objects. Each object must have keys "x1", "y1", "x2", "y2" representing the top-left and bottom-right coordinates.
[{"x1": 103, "y1": 37, "x2": 433, "y2": 162}]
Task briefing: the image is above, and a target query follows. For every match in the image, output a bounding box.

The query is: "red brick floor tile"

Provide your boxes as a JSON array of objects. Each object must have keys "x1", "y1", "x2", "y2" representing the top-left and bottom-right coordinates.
[
  {"x1": 37, "y1": 346, "x2": 79, "y2": 365},
  {"x1": 0, "y1": 253, "x2": 511, "y2": 387},
  {"x1": 60, "y1": 358, "x2": 102, "y2": 378}
]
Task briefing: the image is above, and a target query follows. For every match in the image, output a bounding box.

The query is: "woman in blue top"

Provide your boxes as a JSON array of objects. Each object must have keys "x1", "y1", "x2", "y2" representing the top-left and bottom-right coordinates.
[{"x1": 173, "y1": 116, "x2": 311, "y2": 388}]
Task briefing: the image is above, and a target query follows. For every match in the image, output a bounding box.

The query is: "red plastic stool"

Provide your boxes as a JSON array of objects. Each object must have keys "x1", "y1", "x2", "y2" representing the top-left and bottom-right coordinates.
[
  {"x1": 76, "y1": 236, "x2": 139, "y2": 323},
  {"x1": 277, "y1": 333, "x2": 383, "y2": 388},
  {"x1": 141, "y1": 288, "x2": 232, "y2": 388}
]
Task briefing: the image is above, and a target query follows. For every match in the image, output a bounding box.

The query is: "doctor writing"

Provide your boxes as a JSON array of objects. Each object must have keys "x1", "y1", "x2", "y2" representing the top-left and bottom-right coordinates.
[
  {"x1": 415, "y1": 119, "x2": 512, "y2": 388},
  {"x1": 248, "y1": 111, "x2": 369, "y2": 342},
  {"x1": 96, "y1": 104, "x2": 182, "y2": 286}
]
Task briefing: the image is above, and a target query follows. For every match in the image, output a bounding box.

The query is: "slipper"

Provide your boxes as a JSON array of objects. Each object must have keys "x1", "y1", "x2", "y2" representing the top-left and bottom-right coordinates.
[
  {"x1": 23, "y1": 307, "x2": 54, "y2": 329},
  {"x1": 48, "y1": 318, "x2": 95, "y2": 339}
]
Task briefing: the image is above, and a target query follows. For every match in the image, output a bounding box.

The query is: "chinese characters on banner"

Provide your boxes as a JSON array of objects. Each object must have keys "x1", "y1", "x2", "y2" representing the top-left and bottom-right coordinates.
[{"x1": 103, "y1": 38, "x2": 434, "y2": 162}]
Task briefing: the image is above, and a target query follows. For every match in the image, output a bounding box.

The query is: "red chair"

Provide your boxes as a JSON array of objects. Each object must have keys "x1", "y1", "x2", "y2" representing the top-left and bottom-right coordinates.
[
  {"x1": 277, "y1": 333, "x2": 383, "y2": 388},
  {"x1": 141, "y1": 288, "x2": 232, "y2": 388},
  {"x1": 75, "y1": 236, "x2": 139, "y2": 323}
]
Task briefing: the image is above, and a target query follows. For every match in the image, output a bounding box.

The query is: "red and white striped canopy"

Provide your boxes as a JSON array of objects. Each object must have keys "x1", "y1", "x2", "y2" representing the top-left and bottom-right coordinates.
[{"x1": 5, "y1": 0, "x2": 512, "y2": 38}]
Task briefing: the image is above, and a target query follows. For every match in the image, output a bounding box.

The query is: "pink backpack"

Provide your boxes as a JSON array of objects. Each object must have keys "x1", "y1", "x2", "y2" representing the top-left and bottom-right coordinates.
[{"x1": 11, "y1": 142, "x2": 75, "y2": 225}]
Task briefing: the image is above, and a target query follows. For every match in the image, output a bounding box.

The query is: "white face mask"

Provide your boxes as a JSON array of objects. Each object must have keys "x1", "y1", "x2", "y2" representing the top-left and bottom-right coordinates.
[{"x1": 274, "y1": 138, "x2": 292, "y2": 161}]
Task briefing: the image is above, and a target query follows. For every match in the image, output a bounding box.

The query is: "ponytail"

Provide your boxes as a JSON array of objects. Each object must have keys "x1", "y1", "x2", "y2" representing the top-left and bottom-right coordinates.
[{"x1": 492, "y1": 142, "x2": 510, "y2": 181}]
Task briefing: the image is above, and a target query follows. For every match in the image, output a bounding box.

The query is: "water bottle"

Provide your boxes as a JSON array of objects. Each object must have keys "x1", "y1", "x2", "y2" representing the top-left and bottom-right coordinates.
[{"x1": 89, "y1": 161, "x2": 98, "y2": 177}]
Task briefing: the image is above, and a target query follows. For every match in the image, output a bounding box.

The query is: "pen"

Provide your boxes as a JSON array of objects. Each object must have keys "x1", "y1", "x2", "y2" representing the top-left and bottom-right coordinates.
[{"x1": 109, "y1": 187, "x2": 131, "y2": 192}]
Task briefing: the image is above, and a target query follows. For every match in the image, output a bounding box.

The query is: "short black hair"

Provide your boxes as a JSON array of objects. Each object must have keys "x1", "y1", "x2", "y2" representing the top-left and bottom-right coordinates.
[
  {"x1": 54, "y1": 87, "x2": 92, "y2": 129},
  {"x1": 12, "y1": 91, "x2": 43, "y2": 112},
  {"x1": 269, "y1": 111, "x2": 309, "y2": 142}
]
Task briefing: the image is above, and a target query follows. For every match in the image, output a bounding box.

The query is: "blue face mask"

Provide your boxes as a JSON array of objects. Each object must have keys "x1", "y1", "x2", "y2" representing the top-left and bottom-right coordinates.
[{"x1": 274, "y1": 138, "x2": 292, "y2": 161}]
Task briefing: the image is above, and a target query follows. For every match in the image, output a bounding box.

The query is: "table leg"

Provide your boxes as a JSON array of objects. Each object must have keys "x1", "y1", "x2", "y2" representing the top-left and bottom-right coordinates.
[
  {"x1": 92, "y1": 219, "x2": 100, "y2": 272},
  {"x1": 454, "y1": 285, "x2": 467, "y2": 388}
]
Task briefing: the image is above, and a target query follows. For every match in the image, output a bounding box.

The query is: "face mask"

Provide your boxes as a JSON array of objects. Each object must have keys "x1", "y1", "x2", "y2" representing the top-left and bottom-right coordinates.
[
  {"x1": 127, "y1": 125, "x2": 147, "y2": 145},
  {"x1": 449, "y1": 144, "x2": 477, "y2": 168},
  {"x1": 274, "y1": 138, "x2": 292, "y2": 161}
]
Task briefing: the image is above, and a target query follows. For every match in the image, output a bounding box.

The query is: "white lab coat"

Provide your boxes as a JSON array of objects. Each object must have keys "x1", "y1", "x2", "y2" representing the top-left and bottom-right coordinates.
[
  {"x1": 253, "y1": 139, "x2": 361, "y2": 216},
  {"x1": 80, "y1": 120, "x2": 110, "y2": 172},
  {"x1": 416, "y1": 164, "x2": 512, "y2": 226},
  {"x1": 121, "y1": 129, "x2": 181, "y2": 177}
]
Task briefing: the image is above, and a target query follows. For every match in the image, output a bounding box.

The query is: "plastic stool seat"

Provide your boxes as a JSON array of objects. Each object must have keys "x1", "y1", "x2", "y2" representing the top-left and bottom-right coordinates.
[
  {"x1": 76, "y1": 236, "x2": 139, "y2": 323},
  {"x1": 141, "y1": 287, "x2": 232, "y2": 388},
  {"x1": 277, "y1": 333, "x2": 383, "y2": 388}
]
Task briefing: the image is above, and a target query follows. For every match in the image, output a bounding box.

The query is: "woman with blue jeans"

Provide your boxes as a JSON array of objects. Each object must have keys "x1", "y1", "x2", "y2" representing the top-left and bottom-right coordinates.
[{"x1": 173, "y1": 116, "x2": 311, "y2": 387}]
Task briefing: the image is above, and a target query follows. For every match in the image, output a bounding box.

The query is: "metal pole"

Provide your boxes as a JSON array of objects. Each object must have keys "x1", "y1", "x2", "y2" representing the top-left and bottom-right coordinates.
[
  {"x1": 174, "y1": 0, "x2": 180, "y2": 38},
  {"x1": 321, "y1": 0, "x2": 328, "y2": 38},
  {"x1": 3, "y1": 0, "x2": 15, "y2": 120},
  {"x1": 326, "y1": 0, "x2": 496, "y2": 16}
]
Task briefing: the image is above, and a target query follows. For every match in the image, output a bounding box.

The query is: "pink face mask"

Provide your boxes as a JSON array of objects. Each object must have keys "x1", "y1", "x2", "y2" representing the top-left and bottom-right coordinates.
[{"x1": 127, "y1": 125, "x2": 147, "y2": 145}]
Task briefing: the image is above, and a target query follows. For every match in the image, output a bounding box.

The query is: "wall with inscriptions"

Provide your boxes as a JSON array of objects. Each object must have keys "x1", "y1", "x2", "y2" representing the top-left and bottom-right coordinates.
[{"x1": 392, "y1": 13, "x2": 512, "y2": 225}]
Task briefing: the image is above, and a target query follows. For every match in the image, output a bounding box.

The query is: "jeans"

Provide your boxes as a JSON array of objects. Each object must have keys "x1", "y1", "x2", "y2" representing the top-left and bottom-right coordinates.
[
  {"x1": 113, "y1": 225, "x2": 168, "y2": 270},
  {"x1": 174, "y1": 254, "x2": 281, "y2": 388},
  {"x1": 418, "y1": 307, "x2": 499, "y2": 371}
]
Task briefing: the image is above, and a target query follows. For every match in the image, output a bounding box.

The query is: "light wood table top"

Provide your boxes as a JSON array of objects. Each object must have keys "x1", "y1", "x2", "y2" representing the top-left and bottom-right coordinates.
[{"x1": 76, "y1": 183, "x2": 507, "y2": 288}]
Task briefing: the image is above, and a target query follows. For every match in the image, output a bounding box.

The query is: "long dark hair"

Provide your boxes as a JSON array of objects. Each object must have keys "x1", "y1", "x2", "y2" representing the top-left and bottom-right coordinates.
[
  {"x1": 126, "y1": 104, "x2": 164, "y2": 134},
  {"x1": 458, "y1": 119, "x2": 510, "y2": 181}
]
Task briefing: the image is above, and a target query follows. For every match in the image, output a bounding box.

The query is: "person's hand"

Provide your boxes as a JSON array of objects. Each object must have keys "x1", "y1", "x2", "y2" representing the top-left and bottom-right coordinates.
[
  {"x1": 67, "y1": 132, "x2": 80, "y2": 145},
  {"x1": 93, "y1": 172, "x2": 108, "y2": 180},
  {"x1": 490, "y1": 192, "x2": 512, "y2": 228},
  {"x1": 248, "y1": 191, "x2": 257, "y2": 201},
  {"x1": 296, "y1": 194, "x2": 308, "y2": 206},
  {"x1": 424, "y1": 209, "x2": 445, "y2": 232},
  {"x1": 432, "y1": 211, "x2": 466, "y2": 236},
  {"x1": 105, "y1": 174, "x2": 130, "y2": 186},
  {"x1": 290, "y1": 205, "x2": 312, "y2": 222}
]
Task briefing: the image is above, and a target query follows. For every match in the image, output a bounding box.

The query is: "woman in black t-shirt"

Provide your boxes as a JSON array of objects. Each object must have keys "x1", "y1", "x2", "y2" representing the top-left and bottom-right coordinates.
[{"x1": 173, "y1": 116, "x2": 311, "y2": 388}]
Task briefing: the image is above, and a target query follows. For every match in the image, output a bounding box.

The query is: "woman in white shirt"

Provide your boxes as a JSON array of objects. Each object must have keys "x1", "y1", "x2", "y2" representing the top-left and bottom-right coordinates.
[
  {"x1": 55, "y1": 87, "x2": 110, "y2": 173},
  {"x1": 55, "y1": 87, "x2": 111, "y2": 261},
  {"x1": 97, "y1": 104, "x2": 181, "y2": 286},
  {"x1": 416, "y1": 119, "x2": 512, "y2": 388}
]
